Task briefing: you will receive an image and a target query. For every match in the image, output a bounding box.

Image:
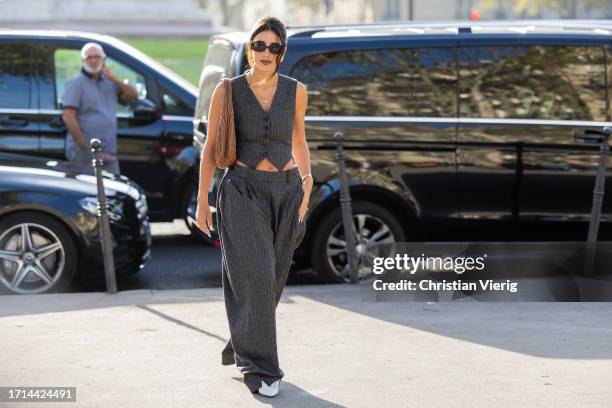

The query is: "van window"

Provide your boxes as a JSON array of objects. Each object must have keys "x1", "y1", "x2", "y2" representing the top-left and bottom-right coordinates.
[
  {"x1": 54, "y1": 48, "x2": 147, "y2": 113},
  {"x1": 290, "y1": 47, "x2": 457, "y2": 117},
  {"x1": 162, "y1": 87, "x2": 193, "y2": 116},
  {"x1": 195, "y1": 42, "x2": 235, "y2": 122},
  {"x1": 459, "y1": 45, "x2": 607, "y2": 121},
  {"x1": 0, "y1": 43, "x2": 32, "y2": 109}
]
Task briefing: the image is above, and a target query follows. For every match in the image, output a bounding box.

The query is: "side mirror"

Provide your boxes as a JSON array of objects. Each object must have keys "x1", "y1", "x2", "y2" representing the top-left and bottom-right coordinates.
[
  {"x1": 574, "y1": 127, "x2": 612, "y2": 145},
  {"x1": 133, "y1": 98, "x2": 159, "y2": 120}
]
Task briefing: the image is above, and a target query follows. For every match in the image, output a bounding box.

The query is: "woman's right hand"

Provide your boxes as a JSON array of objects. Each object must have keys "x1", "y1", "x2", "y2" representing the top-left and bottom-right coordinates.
[
  {"x1": 195, "y1": 202, "x2": 214, "y2": 237},
  {"x1": 194, "y1": 81, "x2": 226, "y2": 238}
]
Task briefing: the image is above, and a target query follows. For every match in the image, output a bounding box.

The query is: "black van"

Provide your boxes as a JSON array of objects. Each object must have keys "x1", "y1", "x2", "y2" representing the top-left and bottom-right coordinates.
[
  {"x1": 0, "y1": 30, "x2": 198, "y2": 226},
  {"x1": 192, "y1": 20, "x2": 612, "y2": 282}
]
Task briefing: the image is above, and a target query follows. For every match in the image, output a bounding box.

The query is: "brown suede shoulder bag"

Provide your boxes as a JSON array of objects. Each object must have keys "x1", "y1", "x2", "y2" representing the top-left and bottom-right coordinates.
[{"x1": 214, "y1": 78, "x2": 236, "y2": 169}]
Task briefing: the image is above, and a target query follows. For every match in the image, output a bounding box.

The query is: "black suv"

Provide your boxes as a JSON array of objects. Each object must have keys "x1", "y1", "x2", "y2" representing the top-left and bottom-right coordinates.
[
  {"x1": 192, "y1": 20, "x2": 612, "y2": 282},
  {"x1": 0, "y1": 30, "x2": 198, "y2": 227}
]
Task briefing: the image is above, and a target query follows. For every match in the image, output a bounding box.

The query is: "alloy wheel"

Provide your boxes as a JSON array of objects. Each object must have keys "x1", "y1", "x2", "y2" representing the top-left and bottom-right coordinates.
[
  {"x1": 326, "y1": 213, "x2": 396, "y2": 282},
  {"x1": 0, "y1": 223, "x2": 66, "y2": 294}
]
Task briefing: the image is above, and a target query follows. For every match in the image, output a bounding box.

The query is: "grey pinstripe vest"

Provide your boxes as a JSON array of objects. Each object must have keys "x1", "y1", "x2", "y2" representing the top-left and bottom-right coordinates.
[{"x1": 231, "y1": 72, "x2": 298, "y2": 170}]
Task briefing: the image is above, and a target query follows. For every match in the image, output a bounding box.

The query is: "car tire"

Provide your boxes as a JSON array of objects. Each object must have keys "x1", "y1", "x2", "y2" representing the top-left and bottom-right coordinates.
[
  {"x1": 310, "y1": 201, "x2": 409, "y2": 283},
  {"x1": 0, "y1": 212, "x2": 78, "y2": 295}
]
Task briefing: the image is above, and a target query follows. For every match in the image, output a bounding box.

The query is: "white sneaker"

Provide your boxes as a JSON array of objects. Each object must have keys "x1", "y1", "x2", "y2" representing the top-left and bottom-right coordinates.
[{"x1": 258, "y1": 379, "x2": 280, "y2": 397}]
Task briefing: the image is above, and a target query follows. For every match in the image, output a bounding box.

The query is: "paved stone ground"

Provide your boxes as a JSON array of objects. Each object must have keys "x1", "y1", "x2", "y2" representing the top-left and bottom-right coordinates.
[{"x1": 1, "y1": 284, "x2": 611, "y2": 407}]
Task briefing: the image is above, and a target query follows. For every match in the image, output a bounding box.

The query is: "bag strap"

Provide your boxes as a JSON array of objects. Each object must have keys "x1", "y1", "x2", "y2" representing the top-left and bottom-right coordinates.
[{"x1": 224, "y1": 77, "x2": 233, "y2": 99}]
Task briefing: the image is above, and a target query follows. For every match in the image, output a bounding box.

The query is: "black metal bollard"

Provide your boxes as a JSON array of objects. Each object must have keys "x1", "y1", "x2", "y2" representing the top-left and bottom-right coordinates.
[
  {"x1": 574, "y1": 126, "x2": 611, "y2": 276},
  {"x1": 91, "y1": 138, "x2": 117, "y2": 293},
  {"x1": 334, "y1": 131, "x2": 360, "y2": 283}
]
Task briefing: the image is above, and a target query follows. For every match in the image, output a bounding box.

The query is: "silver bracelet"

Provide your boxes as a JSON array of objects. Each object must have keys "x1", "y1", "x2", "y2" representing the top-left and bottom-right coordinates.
[{"x1": 301, "y1": 173, "x2": 312, "y2": 184}]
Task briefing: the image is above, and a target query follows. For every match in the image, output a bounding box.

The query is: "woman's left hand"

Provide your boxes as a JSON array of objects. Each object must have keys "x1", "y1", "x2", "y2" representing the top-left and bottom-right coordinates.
[
  {"x1": 298, "y1": 200, "x2": 308, "y2": 223},
  {"x1": 298, "y1": 180, "x2": 312, "y2": 223}
]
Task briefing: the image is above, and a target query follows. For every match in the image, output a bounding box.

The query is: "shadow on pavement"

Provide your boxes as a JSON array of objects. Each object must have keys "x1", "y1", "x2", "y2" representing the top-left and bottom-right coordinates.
[{"x1": 229, "y1": 376, "x2": 348, "y2": 407}]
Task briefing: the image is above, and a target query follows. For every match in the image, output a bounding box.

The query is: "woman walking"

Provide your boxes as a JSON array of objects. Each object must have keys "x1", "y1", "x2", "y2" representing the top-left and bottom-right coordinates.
[{"x1": 195, "y1": 16, "x2": 312, "y2": 397}]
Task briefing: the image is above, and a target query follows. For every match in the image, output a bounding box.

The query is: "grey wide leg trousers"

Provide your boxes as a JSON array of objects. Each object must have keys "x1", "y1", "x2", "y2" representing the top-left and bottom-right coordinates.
[{"x1": 215, "y1": 164, "x2": 306, "y2": 391}]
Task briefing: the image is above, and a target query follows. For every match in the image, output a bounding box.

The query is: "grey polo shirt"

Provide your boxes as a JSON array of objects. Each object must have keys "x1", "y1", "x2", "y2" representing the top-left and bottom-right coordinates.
[{"x1": 62, "y1": 68, "x2": 120, "y2": 156}]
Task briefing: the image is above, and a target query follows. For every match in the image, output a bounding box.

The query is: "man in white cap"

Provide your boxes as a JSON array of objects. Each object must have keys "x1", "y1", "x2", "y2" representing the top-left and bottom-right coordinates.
[{"x1": 61, "y1": 42, "x2": 138, "y2": 175}]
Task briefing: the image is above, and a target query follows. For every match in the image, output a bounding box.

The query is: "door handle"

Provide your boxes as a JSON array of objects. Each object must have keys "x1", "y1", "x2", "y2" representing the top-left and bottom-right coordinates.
[
  {"x1": 573, "y1": 128, "x2": 612, "y2": 145},
  {"x1": 0, "y1": 118, "x2": 28, "y2": 128},
  {"x1": 49, "y1": 117, "x2": 65, "y2": 130}
]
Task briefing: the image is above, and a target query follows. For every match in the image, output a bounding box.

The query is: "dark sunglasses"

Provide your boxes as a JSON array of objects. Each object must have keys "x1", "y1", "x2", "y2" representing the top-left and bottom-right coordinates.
[{"x1": 250, "y1": 40, "x2": 284, "y2": 54}]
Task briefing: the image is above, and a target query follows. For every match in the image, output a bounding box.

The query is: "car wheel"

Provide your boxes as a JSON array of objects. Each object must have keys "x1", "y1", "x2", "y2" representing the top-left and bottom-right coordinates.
[
  {"x1": 0, "y1": 212, "x2": 78, "y2": 295},
  {"x1": 310, "y1": 201, "x2": 408, "y2": 283}
]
